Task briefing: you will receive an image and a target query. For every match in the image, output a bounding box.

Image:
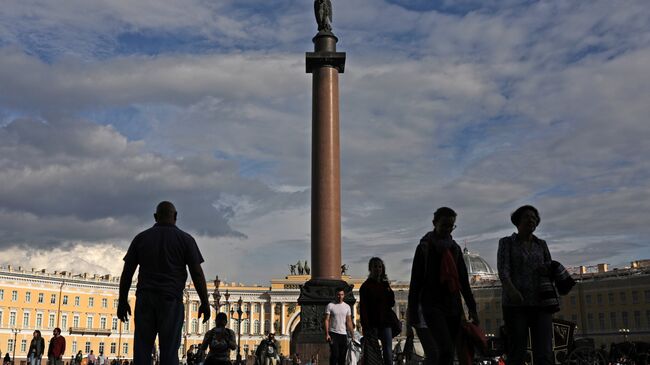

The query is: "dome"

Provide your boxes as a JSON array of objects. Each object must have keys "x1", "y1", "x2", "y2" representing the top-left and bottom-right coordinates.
[{"x1": 463, "y1": 248, "x2": 498, "y2": 281}]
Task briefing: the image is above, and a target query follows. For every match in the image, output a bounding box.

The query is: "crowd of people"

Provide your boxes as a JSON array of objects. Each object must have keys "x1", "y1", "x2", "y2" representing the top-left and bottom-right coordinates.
[
  {"x1": 323, "y1": 205, "x2": 573, "y2": 365},
  {"x1": 110, "y1": 201, "x2": 572, "y2": 365}
]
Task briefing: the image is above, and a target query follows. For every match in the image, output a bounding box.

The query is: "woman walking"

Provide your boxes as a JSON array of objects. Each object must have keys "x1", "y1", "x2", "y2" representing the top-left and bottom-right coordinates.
[
  {"x1": 360, "y1": 257, "x2": 396, "y2": 365},
  {"x1": 407, "y1": 207, "x2": 479, "y2": 365},
  {"x1": 28, "y1": 330, "x2": 45, "y2": 365},
  {"x1": 498, "y1": 205, "x2": 556, "y2": 365}
]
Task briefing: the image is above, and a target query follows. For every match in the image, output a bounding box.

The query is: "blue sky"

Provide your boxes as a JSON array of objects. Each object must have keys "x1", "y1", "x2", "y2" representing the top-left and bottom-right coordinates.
[{"x1": 0, "y1": 0, "x2": 649, "y2": 283}]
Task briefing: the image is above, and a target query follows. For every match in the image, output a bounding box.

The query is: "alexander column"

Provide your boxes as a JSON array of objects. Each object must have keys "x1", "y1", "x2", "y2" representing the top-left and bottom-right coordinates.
[{"x1": 295, "y1": 0, "x2": 355, "y2": 359}]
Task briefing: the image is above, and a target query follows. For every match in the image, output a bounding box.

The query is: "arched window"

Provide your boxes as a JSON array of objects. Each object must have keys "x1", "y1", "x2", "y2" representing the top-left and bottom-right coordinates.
[
  {"x1": 191, "y1": 319, "x2": 198, "y2": 333},
  {"x1": 243, "y1": 319, "x2": 250, "y2": 333},
  {"x1": 254, "y1": 320, "x2": 261, "y2": 334}
]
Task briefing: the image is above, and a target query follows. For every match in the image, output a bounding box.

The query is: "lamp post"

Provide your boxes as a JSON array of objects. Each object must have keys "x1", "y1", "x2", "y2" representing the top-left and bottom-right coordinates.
[
  {"x1": 230, "y1": 297, "x2": 250, "y2": 365},
  {"x1": 11, "y1": 328, "x2": 20, "y2": 364},
  {"x1": 212, "y1": 276, "x2": 222, "y2": 313},
  {"x1": 619, "y1": 328, "x2": 630, "y2": 342}
]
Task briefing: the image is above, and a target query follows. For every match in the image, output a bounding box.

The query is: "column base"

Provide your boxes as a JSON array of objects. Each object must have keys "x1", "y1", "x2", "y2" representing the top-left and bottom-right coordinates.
[{"x1": 291, "y1": 279, "x2": 355, "y2": 363}]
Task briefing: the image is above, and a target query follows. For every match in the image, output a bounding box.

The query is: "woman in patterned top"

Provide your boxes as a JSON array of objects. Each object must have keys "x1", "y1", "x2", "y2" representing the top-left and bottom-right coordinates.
[
  {"x1": 200, "y1": 312, "x2": 237, "y2": 365},
  {"x1": 498, "y1": 205, "x2": 557, "y2": 365}
]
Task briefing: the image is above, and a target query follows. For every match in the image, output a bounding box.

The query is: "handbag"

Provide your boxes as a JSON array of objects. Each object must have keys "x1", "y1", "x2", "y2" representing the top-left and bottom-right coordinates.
[{"x1": 388, "y1": 310, "x2": 402, "y2": 338}]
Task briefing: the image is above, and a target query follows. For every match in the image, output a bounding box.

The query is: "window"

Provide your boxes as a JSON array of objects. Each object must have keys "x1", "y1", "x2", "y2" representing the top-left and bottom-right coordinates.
[
  {"x1": 597, "y1": 294, "x2": 602, "y2": 305},
  {"x1": 88, "y1": 297, "x2": 94, "y2": 307},
  {"x1": 598, "y1": 313, "x2": 605, "y2": 330},
  {"x1": 87, "y1": 316, "x2": 93, "y2": 328},
  {"x1": 49, "y1": 314, "x2": 55, "y2": 328},
  {"x1": 645, "y1": 290, "x2": 650, "y2": 303},
  {"x1": 243, "y1": 303, "x2": 249, "y2": 312},
  {"x1": 647, "y1": 310, "x2": 650, "y2": 328},
  {"x1": 124, "y1": 320, "x2": 129, "y2": 331},
  {"x1": 113, "y1": 299, "x2": 119, "y2": 309},
  {"x1": 254, "y1": 320, "x2": 261, "y2": 334},
  {"x1": 100, "y1": 317, "x2": 107, "y2": 329},
  {"x1": 0, "y1": 311, "x2": 3, "y2": 326},
  {"x1": 21, "y1": 339, "x2": 27, "y2": 352},
  {"x1": 10, "y1": 311, "x2": 17, "y2": 326},
  {"x1": 587, "y1": 313, "x2": 594, "y2": 330},
  {"x1": 622, "y1": 312, "x2": 629, "y2": 327},
  {"x1": 36, "y1": 313, "x2": 43, "y2": 328},
  {"x1": 123, "y1": 343, "x2": 128, "y2": 355},
  {"x1": 72, "y1": 341, "x2": 77, "y2": 353},
  {"x1": 61, "y1": 314, "x2": 67, "y2": 330},
  {"x1": 110, "y1": 343, "x2": 116, "y2": 354},
  {"x1": 7, "y1": 339, "x2": 14, "y2": 352},
  {"x1": 99, "y1": 342, "x2": 105, "y2": 354},
  {"x1": 634, "y1": 311, "x2": 641, "y2": 328},
  {"x1": 485, "y1": 302, "x2": 491, "y2": 311},
  {"x1": 63, "y1": 296, "x2": 68, "y2": 305},
  {"x1": 38, "y1": 293, "x2": 44, "y2": 303},
  {"x1": 192, "y1": 302, "x2": 198, "y2": 312},
  {"x1": 102, "y1": 298, "x2": 108, "y2": 308},
  {"x1": 51, "y1": 294, "x2": 56, "y2": 304},
  {"x1": 192, "y1": 319, "x2": 198, "y2": 333},
  {"x1": 609, "y1": 292, "x2": 615, "y2": 304},
  {"x1": 585, "y1": 295, "x2": 592, "y2": 305},
  {"x1": 112, "y1": 317, "x2": 118, "y2": 331},
  {"x1": 0, "y1": 289, "x2": 4, "y2": 300},
  {"x1": 23, "y1": 313, "x2": 30, "y2": 328},
  {"x1": 264, "y1": 320, "x2": 270, "y2": 333},
  {"x1": 26, "y1": 292, "x2": 31, "y2": 303},
  {"x1": 74, "y1": 296, "x2": 80, "y2": 306},
  {"x1": 85, "y1": 341, "x2": 91, "y2": 354},
  {"x1": 11, "y1": 290, "x2": 17, "y2": 301},
  {"x1": 571, "y1": 314, "x2": 577, "y2": 324},
  {"x1": 620, "y1": 292, "x2": 627, "y2": 303},
  {"x1": 73, "y1": 315, "x2": 79, "y2": 328},
  {"x1": 243, "y1": 319, "x2": 250, "y2": 333},
  {"x1": 632, "y1": 291, "x2": 639, "y2": 304},
  {"x1": 611, "y1": 312, "x2": 617, "y2": 328},
  {"x1": 254, "y1": 303, "x2": 260, "y2": 313}
]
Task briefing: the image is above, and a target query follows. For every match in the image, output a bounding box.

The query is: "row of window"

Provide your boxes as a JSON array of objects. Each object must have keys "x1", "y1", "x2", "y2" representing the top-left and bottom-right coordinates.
[
  {"x1": 0, "y1": 311, "x2": 130, "y2": 331},
  {"x1": 565, "y1": 290, "x2": 650, "y2": 306},
  {"x1": 0, "y1": 290, "x2": 118, "y2": 308},
  {"x1": 7, "y1": 339, "x2": 128, "y2": 355},
  {"x1": 183, "y1": 318, "x2": 272, "y2": 335},
  {"x1": 477, "y1": 310, "x2": 650, "y2": 333}
]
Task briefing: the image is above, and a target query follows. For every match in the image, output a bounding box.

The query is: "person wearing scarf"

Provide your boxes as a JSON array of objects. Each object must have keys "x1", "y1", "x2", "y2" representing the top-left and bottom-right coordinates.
[{"x1": 407, "y1": 207, "x2": 479, "y2": 365}]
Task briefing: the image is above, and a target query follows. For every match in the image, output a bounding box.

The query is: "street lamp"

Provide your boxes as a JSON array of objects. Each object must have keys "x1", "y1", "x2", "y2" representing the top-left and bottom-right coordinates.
[
  {"x1": 230, "y1": 297, "x2": 250, "y2": 365},
  {"x1": 619, "y1": 328, "x2": 630, "y2": 342},
  {"x1": 11, "y1": 328, "x2": 20, "y2": 364},
  {"x1": 212, "y1": 275, "x2": 222, "y2": 312},
  {"x1": 183, "y1": 284, "x2": 191, "y2": 355}
]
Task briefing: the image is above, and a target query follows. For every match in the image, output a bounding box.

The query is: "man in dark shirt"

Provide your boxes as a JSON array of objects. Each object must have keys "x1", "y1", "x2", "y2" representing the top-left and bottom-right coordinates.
[{"x1": 117, "y1": 201, "x2": 210, "y2": 365}]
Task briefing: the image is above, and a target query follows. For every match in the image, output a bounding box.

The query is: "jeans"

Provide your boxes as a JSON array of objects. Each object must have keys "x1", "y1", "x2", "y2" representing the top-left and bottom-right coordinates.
[
  {"x1": 414, "y1": 309, "x2": 461, "y2": 365},
  {"x1": 502, "y1": 307, "x2": 553, "y2": 365},
  {"x1": 328, "y1": 332, "x2": 348, "y2": 365},
  {"x1": 376, "y1": 327, "x2": 393, "y2": 365},
  {"x1": 29, "y1": 354, "x2": 42, "y2": 365},
  {"x1": 134, "y1": 291, "x2": 185, "y2": 365}
]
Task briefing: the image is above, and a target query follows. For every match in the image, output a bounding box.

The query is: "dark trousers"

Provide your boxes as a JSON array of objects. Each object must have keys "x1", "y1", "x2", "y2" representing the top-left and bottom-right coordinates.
[
  {"x1": 503, "y1": 307, "x2": 553, "y2": 365},
  {"x1": 134, "y1": 291, "x2": 185, "y2": 365},
  {"x1": 415, "y1": 310, "x2": 461, "y2": 365},
  {"x1": 328, "y1": 332, "x2": 348, "y2": 365}
]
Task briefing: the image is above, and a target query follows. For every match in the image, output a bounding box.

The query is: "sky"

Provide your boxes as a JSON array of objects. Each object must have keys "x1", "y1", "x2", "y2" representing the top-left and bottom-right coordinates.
[{"x1": 1, "y1": 0, "x2": 649, "y2": 284}]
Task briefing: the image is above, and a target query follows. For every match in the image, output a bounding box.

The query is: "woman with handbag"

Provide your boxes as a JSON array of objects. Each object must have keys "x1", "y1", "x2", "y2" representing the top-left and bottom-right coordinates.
[
  {"x1": 498, "y1": 205, "x2": 556, "y2": 365},
  {"x1": 360, "y1": 257, "x2": 398, "y2": 365}
]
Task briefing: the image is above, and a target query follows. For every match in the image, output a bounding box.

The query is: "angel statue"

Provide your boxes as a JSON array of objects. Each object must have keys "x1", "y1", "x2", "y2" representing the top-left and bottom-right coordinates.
[
  {"x1": 314, "y1": 0, "x2": 332, "y2": 32},
  {"x1": 289, "y1": 264, "x2": 296, "y2": 275},
  {"x1": 304, "y1": 261, "x2": 311, "y2": 275}
]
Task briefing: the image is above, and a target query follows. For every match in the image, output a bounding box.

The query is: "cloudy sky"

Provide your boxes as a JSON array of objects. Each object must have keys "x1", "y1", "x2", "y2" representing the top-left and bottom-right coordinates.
[{"x1": 1, "y1": 0, "x2": 649, "y2": 284}]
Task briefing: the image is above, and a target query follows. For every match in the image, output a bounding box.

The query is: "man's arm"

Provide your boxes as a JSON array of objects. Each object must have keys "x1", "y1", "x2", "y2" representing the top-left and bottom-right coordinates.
[
  {"x1": 323, "y1": 313, "x2": 331, "y2": 342},
  {"x1": 346, "y1": 315, "x2": 354, "y2": 336},
  {"x1": 117, "y1": 260, "x2": 137, "y2": 322},
  {"x1": 188, "y1": 263, "x2": 211, "y2": 323}
]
